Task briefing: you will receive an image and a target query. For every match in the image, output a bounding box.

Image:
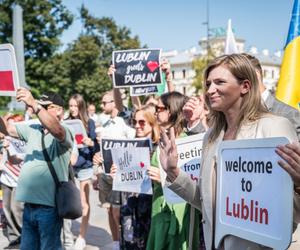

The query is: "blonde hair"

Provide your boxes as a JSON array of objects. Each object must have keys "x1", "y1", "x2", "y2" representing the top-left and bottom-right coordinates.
[
  {"x1": 203, "y1": 54, "x2": 267, "y2": 142},
  {"x1": 133, "y1": 105, "x2": 160, "y2": 144}
]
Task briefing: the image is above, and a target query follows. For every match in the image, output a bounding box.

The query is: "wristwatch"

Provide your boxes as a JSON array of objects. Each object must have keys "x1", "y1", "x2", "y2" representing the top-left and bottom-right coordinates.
[{"x1": 34, "y1": 104, "x2": 43, "y2": 115}]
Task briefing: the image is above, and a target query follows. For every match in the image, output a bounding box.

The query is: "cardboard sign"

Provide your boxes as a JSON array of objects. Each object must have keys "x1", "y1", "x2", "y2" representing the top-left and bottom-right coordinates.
[
  {"x1": 112, "y1": 48, "x2": 162, "y2": 88},
  {"x1": 101, "y1": 137, "x2": 152, "y2": 173},
  {"x1": 130, "y1": 85, "x2": 158, "y2": 96},
  {"x1": 63, "y1": 119, "x2": 87, "y2": 148},
  {"x1": 111, "y1": 147, "x2": 152, "y2": 195},
  {"x1": 7, "y1": 136, "x2": 26, "y2": 156},
  {"x1": 160, "y1": 133, "x2": 204, "y2": 204},
  {"x1": 0, "y1": 44, "x2": 20, "y2": 96},
  {"x1": 215, "y1": 137, "x2": 293, "y2": 249}
]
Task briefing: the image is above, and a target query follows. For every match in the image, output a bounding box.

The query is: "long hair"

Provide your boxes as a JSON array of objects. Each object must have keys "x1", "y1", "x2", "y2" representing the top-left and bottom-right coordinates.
[
  {"x1": 203, "y1": 54, "x2": 267, "y2": 142},
  {"x1": 134, "y1": 105, "x2": 160, "y2": 144},
  {"x1": 160, "y1": 91, "x2": 187, "y2": 136},
  {"x1": 68, "y1": 94, "x2": 89, "y2": 130}
]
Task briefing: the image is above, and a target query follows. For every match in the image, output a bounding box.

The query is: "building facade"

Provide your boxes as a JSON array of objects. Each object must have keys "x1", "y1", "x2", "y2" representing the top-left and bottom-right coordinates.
[{"x1": 162, "y1": 36, "x2": 282, "y2": 95}]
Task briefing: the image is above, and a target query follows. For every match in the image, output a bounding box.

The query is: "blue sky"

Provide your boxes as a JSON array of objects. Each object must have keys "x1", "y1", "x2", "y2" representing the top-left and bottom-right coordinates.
[{"x1": 61, "y1": 0, "x2": 294, "y2": 53}]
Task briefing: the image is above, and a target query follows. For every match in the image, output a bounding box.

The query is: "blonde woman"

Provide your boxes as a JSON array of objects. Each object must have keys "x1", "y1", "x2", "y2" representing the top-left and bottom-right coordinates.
[{"x1": 160, "y1": 54, "x2": 300, "y2": 249}]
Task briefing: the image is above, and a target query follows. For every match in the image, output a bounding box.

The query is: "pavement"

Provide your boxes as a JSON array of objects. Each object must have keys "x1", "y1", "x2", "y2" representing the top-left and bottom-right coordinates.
[
  {"x1": 0, "y1": 185, "x2": 114, "y2": 250},
  {"x1": 1, "y1": 186, "x2": 300, "y2": 250}
]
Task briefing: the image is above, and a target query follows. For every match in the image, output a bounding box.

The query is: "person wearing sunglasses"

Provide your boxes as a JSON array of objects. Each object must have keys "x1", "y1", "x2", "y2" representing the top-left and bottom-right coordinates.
[
  {"x1": 109, "y1": 105, "x2": 160, "y2": 249},
  {"x1": 146, "y1": 91, "x2": 200, "y2": 250}
]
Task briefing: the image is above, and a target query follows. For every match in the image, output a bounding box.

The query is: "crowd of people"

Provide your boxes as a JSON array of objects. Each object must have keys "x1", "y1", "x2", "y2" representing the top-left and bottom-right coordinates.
[{"x1": 0, "y1": 53, "x2": 299, "y2": 250}]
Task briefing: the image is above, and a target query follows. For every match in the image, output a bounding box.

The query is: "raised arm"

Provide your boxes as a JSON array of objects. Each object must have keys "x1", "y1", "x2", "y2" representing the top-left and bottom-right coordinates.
[
  {"x1": 16, "y1": 88, "x2": 66, "y2": 141},
  {"x1": 161, "y1": 58, "x2": 174, "y2": 92}
]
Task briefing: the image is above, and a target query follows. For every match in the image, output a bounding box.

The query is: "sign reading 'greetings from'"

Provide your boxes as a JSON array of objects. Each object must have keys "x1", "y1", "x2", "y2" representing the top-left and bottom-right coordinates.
[{"x1": 112, "y1": 49, "x2": 162, "y2": 88}]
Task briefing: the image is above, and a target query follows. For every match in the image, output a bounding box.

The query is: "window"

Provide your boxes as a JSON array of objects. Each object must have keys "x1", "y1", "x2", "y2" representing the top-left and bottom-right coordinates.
[{"x1": 182, "y1": 69, "x2": 186, "y2": 79}]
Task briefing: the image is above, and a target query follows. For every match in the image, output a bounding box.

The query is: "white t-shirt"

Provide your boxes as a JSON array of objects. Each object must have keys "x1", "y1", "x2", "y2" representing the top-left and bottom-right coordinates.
[{"x1": 97, "y1": 113, "x2": 135, "y2": 139}]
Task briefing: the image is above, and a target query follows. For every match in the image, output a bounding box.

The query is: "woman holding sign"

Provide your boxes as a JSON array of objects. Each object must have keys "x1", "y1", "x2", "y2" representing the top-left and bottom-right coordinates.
[
  {"x1": 159, "y1": 54, "x2": 300, "y2": 249},
  {"x1": 110, "y1": 104, "x2": 160, "y2": 248},
  {"x1": 67, "y1": 94, "x2": 99, "y2": 250},
  {"x1": 146, "y1": 91, "x2": 200, "y2": 250}
]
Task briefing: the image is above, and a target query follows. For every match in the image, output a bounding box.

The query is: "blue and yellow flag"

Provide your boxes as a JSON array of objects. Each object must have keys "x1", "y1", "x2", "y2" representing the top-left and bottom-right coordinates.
[{"x1": 276, "y1": 0, "x2": 300, "y2": 109}]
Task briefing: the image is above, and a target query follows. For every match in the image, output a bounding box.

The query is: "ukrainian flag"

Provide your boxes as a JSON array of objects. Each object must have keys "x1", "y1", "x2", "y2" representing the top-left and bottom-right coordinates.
[{"x1": 276, "y1": 0, "x2": 300, "y2": 110}]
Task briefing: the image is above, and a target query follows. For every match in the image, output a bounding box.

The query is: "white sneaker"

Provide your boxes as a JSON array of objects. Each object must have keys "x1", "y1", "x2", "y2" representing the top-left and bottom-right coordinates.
[
  {"x1": 112, "y1": 241, "x2": 120, "y2": 250},
  {"x1": 74, "y1": 237, "x2": 86, "y2": 250}
]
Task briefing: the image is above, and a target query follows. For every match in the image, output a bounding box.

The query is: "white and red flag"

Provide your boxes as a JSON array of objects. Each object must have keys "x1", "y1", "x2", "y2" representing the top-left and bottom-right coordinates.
[{"x1": 0, "y1": 44, "x2": 20, "y2": 96}]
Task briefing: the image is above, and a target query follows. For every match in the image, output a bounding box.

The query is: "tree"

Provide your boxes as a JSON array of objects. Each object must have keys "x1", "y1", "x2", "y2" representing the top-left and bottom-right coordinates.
[
  {"x1": 0, "y1": 0, "x2": 73, "y2": 107},
  {"x1": 55, "y1": 5, "x2": 141, "y2": 107},
  {"x1": 0, "y1": 0, "x2": 73, "y2": 59},
  {"x1": 33, "y1": 5, "x2": 142, "y2": 108}
]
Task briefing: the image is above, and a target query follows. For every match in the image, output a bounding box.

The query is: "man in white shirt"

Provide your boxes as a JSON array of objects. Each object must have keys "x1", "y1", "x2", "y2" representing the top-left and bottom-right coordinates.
[{"x1": 96, "y1": 91, "x2": 135, "y2": 250}]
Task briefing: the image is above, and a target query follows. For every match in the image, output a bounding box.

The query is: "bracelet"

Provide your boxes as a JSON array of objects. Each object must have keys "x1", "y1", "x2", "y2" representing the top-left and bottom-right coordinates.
[{"x1": 34, "y1": 104, "x2": 43, "y2": 115}]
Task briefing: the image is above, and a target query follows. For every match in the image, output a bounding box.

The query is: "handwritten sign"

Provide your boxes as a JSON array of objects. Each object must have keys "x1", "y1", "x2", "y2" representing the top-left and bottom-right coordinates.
[
  {"x1": 215, "y1": 137, "x2": 293, "y2": 249},
  {"x1": 63, "y1": 119, "x2": 87, "y2": 148},
  {"x1": 101, "y1": 137, "x2": 152, "y2": 173},
  {"x1": 7, "y1": 136, "x2": 26, "y2": 156},
  {"x1": 160, "y1": 133, "x2": 204, "y2": 204},
  {"x1": 111, "y1": 147, "x2": 152, "y2": 195},
  {"x1": 112, "y1": 49, "x2": 162, "y2": 88},
  {"x1": 0, "y1": 44, "x2": 20, "y2": 96}
]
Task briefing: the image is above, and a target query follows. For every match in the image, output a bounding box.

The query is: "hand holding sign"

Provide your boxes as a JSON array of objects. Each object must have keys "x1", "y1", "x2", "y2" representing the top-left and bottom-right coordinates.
[
  {"x1": 82, "y1": 136, "x2": 94, "y2": 147},
  {"x1": 215, "y1": 137, "x2": 293, "y2": 250},
  {"x1": 276, "y1": 142, "x2": 300, "y2": 187},
  {"x1": 160, "y1": 58, "x2": 172, "y2": 82},
  {"x1": 16, "y1": 87, "x2": 36, "y2": 108},
  {"x1": 112, "y1": 49, "x2": 162, "y2": 88},
  {"x1": 147, "y1": 166, "x2": 161, "y2": 183}
]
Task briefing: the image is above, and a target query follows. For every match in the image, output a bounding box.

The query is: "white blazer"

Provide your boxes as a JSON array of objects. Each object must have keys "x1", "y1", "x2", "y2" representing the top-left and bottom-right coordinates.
[{"x1": 168, "y1": 114, "x2": 300, "y2": 250}]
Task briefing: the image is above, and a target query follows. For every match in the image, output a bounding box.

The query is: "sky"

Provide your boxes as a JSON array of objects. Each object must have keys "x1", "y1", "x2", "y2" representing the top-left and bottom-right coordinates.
[{"x1": 61, "y1": 0, "x2": 295, "y2": 54}]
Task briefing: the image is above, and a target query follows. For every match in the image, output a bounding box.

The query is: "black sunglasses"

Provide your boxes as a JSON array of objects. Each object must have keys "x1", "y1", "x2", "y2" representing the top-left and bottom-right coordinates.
[{"x1": 155, "y1": 106, "x2": 167, "y2": 113}]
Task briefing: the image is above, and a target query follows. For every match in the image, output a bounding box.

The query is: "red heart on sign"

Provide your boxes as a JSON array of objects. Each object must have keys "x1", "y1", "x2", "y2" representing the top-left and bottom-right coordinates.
[
  {"x1": 147, "y1": 61, "x2": 159, "y2": 72},
  {"x1": 140, "y1": 162, "x2": 145, "y2": 168}
]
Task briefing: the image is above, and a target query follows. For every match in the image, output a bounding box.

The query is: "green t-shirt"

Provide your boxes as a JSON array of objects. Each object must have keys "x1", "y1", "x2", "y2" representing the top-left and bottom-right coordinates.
[{"x1": 15, "y1": 123, "x2": 73, "y2": 207}]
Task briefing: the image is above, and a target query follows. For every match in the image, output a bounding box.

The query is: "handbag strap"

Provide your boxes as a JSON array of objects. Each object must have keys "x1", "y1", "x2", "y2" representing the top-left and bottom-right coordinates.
[{"x1": 41, "y1": 132, "x2": 60, "y2": 188}]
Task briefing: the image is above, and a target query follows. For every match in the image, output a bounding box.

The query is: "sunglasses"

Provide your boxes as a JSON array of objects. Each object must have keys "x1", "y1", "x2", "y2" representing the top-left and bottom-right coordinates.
[
  {"x1": 132, "y1": 119, "x2": 146, "y2": 127},
  {"x1": 155, "y1": 106, "x2": 167, "y2": 113}
]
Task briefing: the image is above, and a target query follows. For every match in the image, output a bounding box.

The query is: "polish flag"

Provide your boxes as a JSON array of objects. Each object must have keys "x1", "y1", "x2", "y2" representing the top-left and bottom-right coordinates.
[{"x1": 0, "y1": 44, "x2": 19, "y2": 95}]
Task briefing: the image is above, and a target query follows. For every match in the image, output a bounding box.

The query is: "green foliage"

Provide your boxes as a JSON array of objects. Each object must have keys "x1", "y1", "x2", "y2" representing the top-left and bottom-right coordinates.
[
  {"x1": 0, "y1": 2, "x2": 141, "y2": 109},
  {"x1": 0, "y1": 0, "x2": 73, "y2": 108},
  {"x1": 0, "y1": 0, "x2": 73, "y2": 59}
]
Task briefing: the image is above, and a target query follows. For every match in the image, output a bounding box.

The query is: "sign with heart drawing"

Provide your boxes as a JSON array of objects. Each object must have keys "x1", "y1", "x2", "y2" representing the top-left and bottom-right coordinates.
[
  {"x1": 111, "y1": 147, "x2": 153, "y2": 195},
  {"x1": 112, "y1": 48, "x2": 162, "y2": 88}
]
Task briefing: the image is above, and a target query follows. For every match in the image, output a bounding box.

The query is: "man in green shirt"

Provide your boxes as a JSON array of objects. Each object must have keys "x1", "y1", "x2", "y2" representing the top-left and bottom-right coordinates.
[{"x1": 0, "y1": 88, "x2": 73, "y2": 250}]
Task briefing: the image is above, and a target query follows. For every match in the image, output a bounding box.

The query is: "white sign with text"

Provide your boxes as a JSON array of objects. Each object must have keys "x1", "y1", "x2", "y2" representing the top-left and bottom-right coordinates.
[
  {"x1": 215, "y1": 137, "x2": 293, "y2": 250},
  {"x1": 7, "y1": 136, "x2": 26, "y2": 156},
  {"x1": 111, "y1": 147, "x2": 152, "y2": 195},
  {"x1": 160, "y1": 133, "x2": 204, "y2": 204}
]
